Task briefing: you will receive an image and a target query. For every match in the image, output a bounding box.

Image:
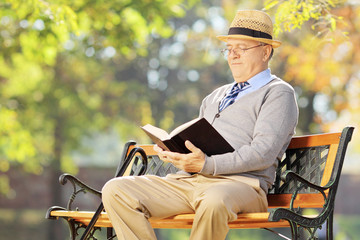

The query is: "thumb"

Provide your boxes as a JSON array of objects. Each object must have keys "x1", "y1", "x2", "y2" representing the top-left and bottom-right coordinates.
[{"x1": 185, "y1": 140, "x2": 200, "y2": 153}]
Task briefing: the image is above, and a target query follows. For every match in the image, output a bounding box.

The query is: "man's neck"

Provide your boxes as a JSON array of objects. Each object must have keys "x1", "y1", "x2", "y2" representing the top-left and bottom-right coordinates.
[{"x1": 235, "y1": 66, "x2": 268, "y2": 83}]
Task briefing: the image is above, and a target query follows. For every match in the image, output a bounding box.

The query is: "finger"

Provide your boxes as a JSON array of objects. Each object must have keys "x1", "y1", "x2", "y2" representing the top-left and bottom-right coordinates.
[
  {"x1": 159, "y1": 153, "x2": 172, "y2": 163},
  {"x1": 156, "y1": 149, "x2": 177, "y2": 162},
  {"x1": 154, "y1": 146, "x2": 171, "y2": 162},
  {"x1": 164, "y1": 151, "x2": 182, "y2": 161},
  {"x1": 185, "y1": 140, "x2": 200, "y2": 154},
  {"x1": 153, "y1": 144, "x2": 164, "y2": 153},
  {"x1": 162, "y1": 156, "x2": 172, "y2": 163}
]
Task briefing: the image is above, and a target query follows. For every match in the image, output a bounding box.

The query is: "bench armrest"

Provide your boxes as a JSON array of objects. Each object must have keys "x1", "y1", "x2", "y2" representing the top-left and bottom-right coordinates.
[
  {"x1": 281, "y1": 170, "x2": 328, "y2": 211},
  {"x1": 59, "y1": 173, "x2": 102, "y2": 210},
  {"x1": 281, "y1": 170, "x2": 328, "y2": 193},
  {"x1": 268, "y1": 170, "x2": 330, "y2": 227}
]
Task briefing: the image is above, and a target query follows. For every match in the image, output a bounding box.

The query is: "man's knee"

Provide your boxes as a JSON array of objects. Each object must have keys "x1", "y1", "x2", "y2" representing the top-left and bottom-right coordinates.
[
  {"x1": 102, "y1": 178, "x2": 125, "y2": 203},
  {"x1": 102, "y1": 179, "x2": 115, "y2": 202},
  {"x1": 197, "y1": 191, "x2": 228, "y2": 212},
  {"x1": 195, "y1": 187, "x2": 239, "y2": 221}
]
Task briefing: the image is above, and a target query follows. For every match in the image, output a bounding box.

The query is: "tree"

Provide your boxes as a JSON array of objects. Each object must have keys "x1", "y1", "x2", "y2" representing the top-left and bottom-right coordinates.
[
  {"x1": 1, "y1": 1, "x2": 199, "y2": 239},
  {"x1": 265, "y1": 0, "x2": 360, "y2": 134}
]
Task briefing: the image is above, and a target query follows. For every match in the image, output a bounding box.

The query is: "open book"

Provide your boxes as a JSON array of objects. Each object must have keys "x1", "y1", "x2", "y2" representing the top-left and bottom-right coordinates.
[{"x1": 141, "y1": 118, "x2": 234, "y2": 156}]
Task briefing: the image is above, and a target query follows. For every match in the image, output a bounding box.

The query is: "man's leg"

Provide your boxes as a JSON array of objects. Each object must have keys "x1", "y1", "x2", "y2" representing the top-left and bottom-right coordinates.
[
  {"x1": 102, "y1": 175, "x2": 194, "y2": 240},
  {"x1": 189, "y1": 176, "x2": 268, "y2": 240}
]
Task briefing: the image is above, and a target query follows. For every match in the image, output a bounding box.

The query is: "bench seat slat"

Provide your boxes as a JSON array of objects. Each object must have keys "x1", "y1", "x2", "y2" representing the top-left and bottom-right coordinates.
[
  {"x1": 267, "y1": 193, "x2": 325, "y2": 208},
  {"x1": 49, "y1": 192, "x2": 326, "y2": 229},
  {"x1": 49, "y1": 210, "x2": 292, "y2": 229}
]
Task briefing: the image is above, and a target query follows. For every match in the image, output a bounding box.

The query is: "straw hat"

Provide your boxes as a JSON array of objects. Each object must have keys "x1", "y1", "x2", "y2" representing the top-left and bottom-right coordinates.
[{"x1": 217, "y1": 10, "x2": 281, "y2": 48}]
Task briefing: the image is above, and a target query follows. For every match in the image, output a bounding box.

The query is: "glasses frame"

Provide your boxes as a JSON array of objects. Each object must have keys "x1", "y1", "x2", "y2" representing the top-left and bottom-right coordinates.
[{"x1": 221, "y1": 43, "x2": 266, "y2": 58}]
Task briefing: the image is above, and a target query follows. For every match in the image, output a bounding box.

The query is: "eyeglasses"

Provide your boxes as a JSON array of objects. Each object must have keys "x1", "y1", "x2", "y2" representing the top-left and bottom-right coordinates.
[{"x1": 221, "y1": 44, "x2": 265, "y2": 58}]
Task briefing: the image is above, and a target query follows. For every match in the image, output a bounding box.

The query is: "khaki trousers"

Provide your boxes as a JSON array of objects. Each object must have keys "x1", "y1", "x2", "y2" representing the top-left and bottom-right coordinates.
[{"x1": 102, "y1": 173, "x2": 267, "y2": 240}]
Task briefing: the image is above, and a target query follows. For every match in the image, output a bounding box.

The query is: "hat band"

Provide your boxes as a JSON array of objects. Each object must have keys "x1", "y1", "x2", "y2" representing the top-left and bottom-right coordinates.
[{"x1": 228, "y1": 27, "x2": 272, "y2": 40}]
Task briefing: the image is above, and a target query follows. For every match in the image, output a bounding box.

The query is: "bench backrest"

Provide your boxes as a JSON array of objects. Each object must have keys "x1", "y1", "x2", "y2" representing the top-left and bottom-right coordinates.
[
  {"x1": 119, "y1": 127, "x2": 353, "y2": 198},
  {"x1": 271, "y1": 131, "x2": 341, "y2": 194}
]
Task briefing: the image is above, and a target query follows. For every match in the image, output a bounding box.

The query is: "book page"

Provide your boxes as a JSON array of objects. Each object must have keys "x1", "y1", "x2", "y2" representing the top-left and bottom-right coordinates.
[
  {"x1": 141, "y1": 124, "x2": 170, "y2": 141},
  {"x1": 169, "y1": 118, "x2": 200, "y2": 138}
]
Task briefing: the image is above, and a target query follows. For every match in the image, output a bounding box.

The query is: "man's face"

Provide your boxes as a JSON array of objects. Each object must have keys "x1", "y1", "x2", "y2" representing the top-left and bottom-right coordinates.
[{"x1": 226, "y1": 38, "x2": 268, "y2": 83}]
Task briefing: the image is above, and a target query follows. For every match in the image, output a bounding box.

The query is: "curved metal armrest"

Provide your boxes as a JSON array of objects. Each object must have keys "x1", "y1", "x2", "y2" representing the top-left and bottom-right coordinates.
[
  {"x1": 59, "y1": 173, "x2": 102, "y2": 210},
  {"x1": 60, "y1": 173, "x2": 102, "y2": 196},
  {"x1": 282, "y1": 170, "x2": 329, "y2": 211},
  {"x1": 269, "y1": 207, "x2": 329, "y2": 228},
  {"x1": 116, "y1": 146, "x2": 148, "y2": 177},
  {"x1": 45, "y1": 206, "x2": 66, "y2": 220},
  {"x1": 269, "y1": 171, "x2": 331, "y2": 226},
  {"x1": 281, "y1": 170, "x2": 329, "y2": 194}
]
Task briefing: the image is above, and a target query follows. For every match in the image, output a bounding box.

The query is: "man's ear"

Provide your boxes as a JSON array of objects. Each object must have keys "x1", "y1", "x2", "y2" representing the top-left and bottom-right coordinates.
[{"x1": 263, "y1": 45, "x2": 272, "y2": 62}]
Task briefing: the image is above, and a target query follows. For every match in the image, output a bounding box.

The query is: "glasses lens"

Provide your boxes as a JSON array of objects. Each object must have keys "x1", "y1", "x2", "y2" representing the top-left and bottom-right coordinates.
[{"x1": 221, "y1": 49, "x2": 229, "y2": 58}]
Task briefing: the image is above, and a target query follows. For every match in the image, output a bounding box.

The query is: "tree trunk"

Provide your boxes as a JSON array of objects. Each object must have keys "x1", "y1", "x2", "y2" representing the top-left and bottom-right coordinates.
[
  {"x1": 299, "y1": 92, "x2": 316, "y2": 134},
  {"x1": 47, "y1": 117, "x2": 65, "y2": 240}
]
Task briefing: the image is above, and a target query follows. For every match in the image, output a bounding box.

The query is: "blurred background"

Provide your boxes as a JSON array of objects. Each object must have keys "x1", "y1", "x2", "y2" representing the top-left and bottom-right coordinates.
[{"x1": 0, "y1": 0, "x2": 359, "y2": 239}]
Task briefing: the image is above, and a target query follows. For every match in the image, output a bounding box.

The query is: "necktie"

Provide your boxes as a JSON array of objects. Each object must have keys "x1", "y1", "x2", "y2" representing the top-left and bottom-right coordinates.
[{"x1": 219, "y1": 82, "x2": 250, "y2": 112}]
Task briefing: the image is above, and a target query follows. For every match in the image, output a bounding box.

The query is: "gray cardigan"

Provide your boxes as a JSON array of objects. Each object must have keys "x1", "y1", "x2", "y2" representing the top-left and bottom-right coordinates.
[{"x1": 199, "y1": 78, "x2": 299, "y2": 193}]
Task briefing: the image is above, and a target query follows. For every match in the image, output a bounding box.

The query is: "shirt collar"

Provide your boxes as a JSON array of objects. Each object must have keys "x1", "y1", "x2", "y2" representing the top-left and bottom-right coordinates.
[
  {"x1": 248, "y1": 68, "x2": 273, "y2": 87},
  {"x1": 230, "y1": 68, "x2": 275, "y2": 91}
]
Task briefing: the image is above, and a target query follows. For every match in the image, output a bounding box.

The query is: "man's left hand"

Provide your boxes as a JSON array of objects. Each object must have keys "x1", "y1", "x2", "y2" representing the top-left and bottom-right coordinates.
[{"x1": 153, "y1": 140, "x2": 206, "y2": 173}]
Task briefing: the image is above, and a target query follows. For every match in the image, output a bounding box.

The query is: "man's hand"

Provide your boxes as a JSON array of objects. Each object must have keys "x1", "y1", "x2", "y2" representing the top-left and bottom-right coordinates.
[{"x1": 153, "y1": 140, "x2": 206, "y2": 173}]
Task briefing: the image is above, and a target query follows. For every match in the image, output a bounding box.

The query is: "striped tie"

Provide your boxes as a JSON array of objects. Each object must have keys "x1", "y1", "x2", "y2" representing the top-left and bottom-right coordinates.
[{"x1": 219, "y1": 82, "x2": 250, "y2": 112}]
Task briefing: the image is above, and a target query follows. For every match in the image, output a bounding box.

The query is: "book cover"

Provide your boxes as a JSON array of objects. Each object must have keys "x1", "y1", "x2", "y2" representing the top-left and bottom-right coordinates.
[{"x1": 141, "y1": 118, "x2": 234, "y2": 156}]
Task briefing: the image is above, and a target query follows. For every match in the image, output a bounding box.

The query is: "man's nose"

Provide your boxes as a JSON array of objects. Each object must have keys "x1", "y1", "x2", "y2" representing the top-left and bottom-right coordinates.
[{"x1": 229, "y1": 50, "x2": 239, "y2": 59}]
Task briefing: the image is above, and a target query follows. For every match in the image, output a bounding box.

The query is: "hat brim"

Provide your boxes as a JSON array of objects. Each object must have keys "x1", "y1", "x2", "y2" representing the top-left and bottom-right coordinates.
[{"x1": 217, "y1": 34, "x2": 281, "y2": 48}]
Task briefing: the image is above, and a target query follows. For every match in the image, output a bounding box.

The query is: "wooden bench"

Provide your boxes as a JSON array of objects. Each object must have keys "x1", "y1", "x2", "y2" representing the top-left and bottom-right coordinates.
[{"x1": 46, "y1": 127, "x2": 354, "y2": 240}]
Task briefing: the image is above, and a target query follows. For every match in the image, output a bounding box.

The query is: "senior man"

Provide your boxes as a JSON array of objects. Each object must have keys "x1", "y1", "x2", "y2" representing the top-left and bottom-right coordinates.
[{"x1": 102, "y1": 9, "x2": 298, "y2": 240}]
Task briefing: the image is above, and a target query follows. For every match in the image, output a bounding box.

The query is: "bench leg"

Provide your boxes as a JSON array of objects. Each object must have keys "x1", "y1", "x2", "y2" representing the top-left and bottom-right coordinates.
[
  {"x1": 326, "y1": 211, "x2": 334, "y2": 240},
  {"x1": 80, "y1": 204, "x2": 104, "y2": 240},
  {"x1": 289, "y1": 221, "x2": 299, "y2": 240},
  {"x1": 288, "y1": 219, "x2": 334, "y2": 240},
  {"x1": 107, "y1": 227, "x2": 114, "y2": 239},
  {"x1": 63, "y1": 219, "x2": 77, "y2": 240}
]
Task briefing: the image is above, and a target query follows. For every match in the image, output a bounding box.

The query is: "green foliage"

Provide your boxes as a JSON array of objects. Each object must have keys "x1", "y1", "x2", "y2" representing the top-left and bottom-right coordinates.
[
  {"x1": 264, "y1": 0, "x2": 344, "y2": 37},
  {"x1": 0, "y1": 0, "x2": 201, "y2": 196},
  {"x1": 0, "y1": 0, "x2": 355, "y2": 200},
  {"x1": 0, "y1": 108, "x2": 37, "y2": 166}
]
